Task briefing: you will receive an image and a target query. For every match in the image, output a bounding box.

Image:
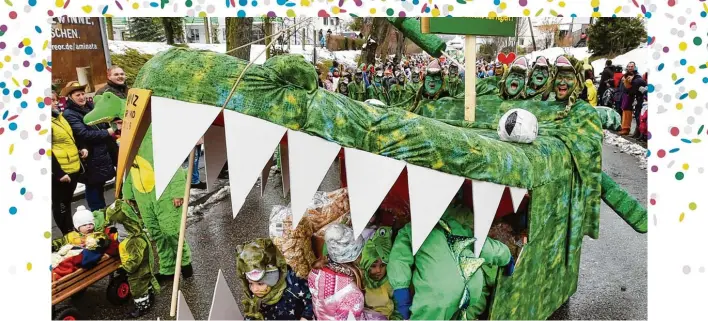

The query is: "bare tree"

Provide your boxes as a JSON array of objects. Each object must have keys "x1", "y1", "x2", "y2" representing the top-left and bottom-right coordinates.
[
  {"x1": 105, "y1": 17, "x2": 114, "y2": 40},
  {"x1": 226, "y1": 18, "x2": 254, "y2": 60},
  {"x1": 536, "y1": 17, "x2": 562, "y2": 50},
  {"x1": 360, "y1": 18, "x2": 391, "y2": 66},
  {"x1": 514, "y1": 18, "x2": 529, "y2": 50},
  {"x1": 203, "y1": 17, "x2": 211, "y2": 44}
]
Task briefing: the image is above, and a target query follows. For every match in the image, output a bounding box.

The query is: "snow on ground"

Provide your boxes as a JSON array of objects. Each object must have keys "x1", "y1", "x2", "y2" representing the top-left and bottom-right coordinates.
[
  {"x1": 603, "y1": 130, "x2": 647, "y2": 169},
  {"x1": 109, "y1": 40, "x2": 359, "y2": 67},
  {"x1": 591, "y1": 47, "x2": 648, "y2": 74},
  {"x1": 522, "y1": 46, "x2": 593, "y2": 63},
  {"x1": 73, "y1": 178, "x2": 115, "y2": 197},
  {"x1": 188, "y1": 185, "x2": 230, "y2": 215}
]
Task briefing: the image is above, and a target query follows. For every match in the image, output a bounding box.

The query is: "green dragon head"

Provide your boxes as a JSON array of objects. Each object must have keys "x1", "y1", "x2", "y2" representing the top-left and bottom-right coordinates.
[
  {"x1": 84, "y1": 92, "x2": 126, "y2": 126},
  {"x1": 360, "y1": 226, "x2": 393, "y2": 289},
  {"x1": 525, "y1": 56, "x2": 552, "y2": 98},
  {"x1": 499, "y1": 57, "x2": 529, "y2": 99},
  {"x1": 553, "y1": 55, "x2": 585, "y2": 104}
]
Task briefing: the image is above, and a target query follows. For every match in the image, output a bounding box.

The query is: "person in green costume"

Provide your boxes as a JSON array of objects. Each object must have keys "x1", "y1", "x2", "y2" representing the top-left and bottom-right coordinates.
[
  {"x1": 349, "y1": 69, "x2": 367, "y2": 101},
  {"x1": 367, "y1": 66, "x2": 389, "y2": 105},
  {"x1": 359, "y1": 227, "x2": 402, "y2": 320},
  {"x1": 421, "y1": 59, "x2": 448, "y2": 100},
  {"x1": 387, "y1": 72, "x2": 407, "y2": 106},
  {"x1": 499, "y1": 56, "x2": 529, "y2": 100},
  {"x1": 388, "y1": 203, "x2": 514, "y2": 320},
  {"x1": 446, "y1": 63, "x2": 463, "y2": 98},
  {"x1": 105, "y1": 199, "x2": 161, "y2": 317},
  {"x1": 83, "y1": 92, "x2": 194, "y2": 282},
  {"x1": 553, "y1": 54, "x2": 586, "y2": 119},
  {"x1": 336, "y1": 78, "x2": 349, "y2": 96},
  {"x1": 525, "y1": 56, "x2": 552, "y2": 100},
  {"x1": 405, "y1": 66, "x2": 422, "y2": 94}
]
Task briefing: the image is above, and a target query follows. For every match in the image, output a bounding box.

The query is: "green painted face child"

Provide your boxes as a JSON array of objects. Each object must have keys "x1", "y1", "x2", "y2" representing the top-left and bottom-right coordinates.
[
  {"x1": 530, "y1": 66, "x2": 549, "y2": 89},
  {"x1": 424, "y1": 73, "x2": 443, "y2": 97}
]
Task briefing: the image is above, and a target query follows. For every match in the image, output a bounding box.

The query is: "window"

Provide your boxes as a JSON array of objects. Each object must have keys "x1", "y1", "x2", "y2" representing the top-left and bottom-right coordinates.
[
  {"x1": 187, "y1": 28, "x2": 200, "y2": 43},
  {"x1": 323, "y1": 18, "x2": 328, "y2": 26}
]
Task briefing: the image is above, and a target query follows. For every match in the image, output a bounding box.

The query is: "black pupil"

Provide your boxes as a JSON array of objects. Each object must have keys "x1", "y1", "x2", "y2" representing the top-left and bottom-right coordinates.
[{"x1": 505, "y1": 111, "x2": 518, "y2": 136}]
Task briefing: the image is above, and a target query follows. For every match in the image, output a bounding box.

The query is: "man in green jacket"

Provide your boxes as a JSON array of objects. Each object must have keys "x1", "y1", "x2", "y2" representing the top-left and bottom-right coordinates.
[{"x1": 388, "y1": 204, "x2": 514, "y2": 320}]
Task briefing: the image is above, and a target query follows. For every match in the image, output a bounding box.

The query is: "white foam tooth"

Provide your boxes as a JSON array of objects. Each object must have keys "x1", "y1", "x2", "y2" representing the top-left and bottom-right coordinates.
[
  {"x1": 208, "y1": 270, "x2": 244, "y2": 320},
  {"x1": 261, "y1": 155, "x2": 275, "y2": 197},
  {"x1": 223, "y1": 110, "x2": 287, "y2": 219},
  {"x1": 203, "y1": 123, "x2": 228, "y2": 192},
  {"x1": 287, "y1": 130, "x2": 342, "y2": 229},
  {"x1": 509, "y1": 186, "x2": 528, "y2": 213},
  {"x1": 177, "y1": 290, "x2": 195, "y2": 321},
  {"x1": 151, "y1": 97, "x2": 222, "y2": 200},
  {"x1": 472, "y1": 180, "x2": 507, "y2": 257},
  {"x1": 345, "y1": 147, "x2": 406, "y2": 237},
  {"x1": 407, "y1": 164, "x2": 465, "y2": 255}
]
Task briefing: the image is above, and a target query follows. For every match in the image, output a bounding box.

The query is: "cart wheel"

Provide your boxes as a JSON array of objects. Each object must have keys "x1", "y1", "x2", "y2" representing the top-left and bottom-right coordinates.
[
  {"x1": 54, "y1": 306, "x2": 82, "y2": 320},
  {"x1": 106, "y1": 273, "x2": 131, "y2": 305}
]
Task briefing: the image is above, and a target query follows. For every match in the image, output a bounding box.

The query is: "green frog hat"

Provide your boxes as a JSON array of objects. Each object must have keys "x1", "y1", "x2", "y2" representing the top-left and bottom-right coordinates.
[
  {"x1": 236, "y1": 239, "x2": 288, "y2": 319},
  {"x1": 525, "y1": 56, "x2": 552, "y2": 99},
  {"x1": 499, "y1": 56, "x2": 529, "y2": 100},
  {"x1": 359, "y1": 227, "x2": 393, "y2": 289},
  {"x1": 553, "y1": 54, "x2": 586, "y2": 118}
]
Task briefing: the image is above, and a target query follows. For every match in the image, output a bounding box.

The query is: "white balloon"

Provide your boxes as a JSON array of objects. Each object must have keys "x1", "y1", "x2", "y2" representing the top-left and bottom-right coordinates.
[{"x1": 498, "y1": 109, "x2": 538, "y2": 144}]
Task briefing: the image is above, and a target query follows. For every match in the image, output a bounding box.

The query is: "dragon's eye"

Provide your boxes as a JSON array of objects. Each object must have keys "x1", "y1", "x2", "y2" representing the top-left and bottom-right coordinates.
[{"x1": 378, "y1": 228, "x2": 386, "y2": 236}]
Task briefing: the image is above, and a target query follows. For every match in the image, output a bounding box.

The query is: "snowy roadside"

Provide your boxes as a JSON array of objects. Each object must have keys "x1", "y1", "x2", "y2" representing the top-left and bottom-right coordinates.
[{"x1": 603, "y1": 130, "x2": 647, "y2": 169}]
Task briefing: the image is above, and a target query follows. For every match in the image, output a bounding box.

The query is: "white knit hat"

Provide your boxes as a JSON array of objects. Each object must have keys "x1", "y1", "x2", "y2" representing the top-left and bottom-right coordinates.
[{"x1": 73, "y1": 205, "x2": 94, "y2": 230}]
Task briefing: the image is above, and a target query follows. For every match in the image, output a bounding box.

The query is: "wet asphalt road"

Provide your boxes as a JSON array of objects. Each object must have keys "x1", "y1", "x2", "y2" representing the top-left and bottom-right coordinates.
[{"x1": 55, "y1": 143, "x2": 646, "y2": 320}]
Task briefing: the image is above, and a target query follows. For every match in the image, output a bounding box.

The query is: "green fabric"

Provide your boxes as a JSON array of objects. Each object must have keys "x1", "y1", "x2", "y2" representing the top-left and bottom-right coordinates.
[
  {"x1": 601, "y1": 172, "x2": 648, "y2": 233},
  {"x1": 129, "y1": 48, "x2": 644, "y2": 320},
  {"x1": 85, "y1": 92, "x2": 192, "y2": 275},
  {"x1": 595, "y1": 106, "x2": 622, "y2": 131},
  {"x1": 236, "y1": 238, "x2": 288, "y2": 320},
  {"x1": 348, "y1": 80, "x2": 366, "y2": 101},
  {"x1": 367, "y1": 83, "x2": 389, "y2": 105},
  {"x1": 106, "y1": 199, "x2": 160, "y2": 297},
  {"x1": 388, "y1": 83, "x2": 407, "y2": 106},
  {"x1": 388, "y1": 205, "x2": 511, "y2": 320},
  {"x1": 360, "y1": 227, "x2": 394, "y2": 289},
  {"x1": 386, "y1": 18, "x2": 446, "y2": 58},
  {"x1": 447, "y1": 76, "x2": 463, "y2": 98}
]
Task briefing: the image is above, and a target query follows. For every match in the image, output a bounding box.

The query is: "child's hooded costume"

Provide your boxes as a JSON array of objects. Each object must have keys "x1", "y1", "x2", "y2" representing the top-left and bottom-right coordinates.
[
  {"x1": 360, "y1": 226, "x2": 402, "y2": 320},
  {"x1": 105, "y1": 199, "x2": 160, "y2": 317},
  {"x1": 388, "y1": 204, "x2": 514, "y2": 320},
  {"x1": 236, "y1": 238, "x2": 314, "y2": 320}
]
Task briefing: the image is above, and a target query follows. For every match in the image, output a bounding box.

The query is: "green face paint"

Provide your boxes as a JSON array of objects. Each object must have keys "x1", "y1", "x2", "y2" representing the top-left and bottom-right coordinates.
[
  {"x1": 412, "y1": 74, "x2": 420, "y2": 83},
  {"x1": 530, "y1": 67, "x2": 549, "y2": 88},
  {"x1": 504, "y1": 70, "x2": 526, "y2": 97},
  {"x1": 424, "y1": 73, "x2": 443, "y2": 97},
  {"x1": 554, "y1": 70, "x2": 576, "y2": 100}
]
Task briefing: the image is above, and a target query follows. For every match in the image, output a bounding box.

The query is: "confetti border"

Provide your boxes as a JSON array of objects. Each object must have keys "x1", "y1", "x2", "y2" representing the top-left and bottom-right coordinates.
[{"x1": 0, "y1": 0, "x2": 705, "y2": 320}]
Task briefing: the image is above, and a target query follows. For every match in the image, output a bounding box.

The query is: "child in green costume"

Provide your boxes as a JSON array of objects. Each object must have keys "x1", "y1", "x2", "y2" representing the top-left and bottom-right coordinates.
[
  {"x1": 359, "y1": 227, "x2": 402, "y2": 320},
  {"x1": 106, "y1": 199, "x2": 161, "y2": 317},
  {"x1": 388, "y1": 204, "x2": 514, "y2": 320}
]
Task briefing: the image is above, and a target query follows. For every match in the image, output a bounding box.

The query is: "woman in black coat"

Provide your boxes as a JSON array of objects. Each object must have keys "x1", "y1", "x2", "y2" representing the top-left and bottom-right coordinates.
[{"x1": 60, "y1": 81, "x2": 118, "y2": 211}]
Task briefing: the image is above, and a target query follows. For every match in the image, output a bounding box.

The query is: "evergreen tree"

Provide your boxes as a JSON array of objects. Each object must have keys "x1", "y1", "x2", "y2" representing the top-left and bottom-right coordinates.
[
  {"x1": 129, "y1": 17, "x2": 165, "y2": 42},
  {"x1": 587, "y1": 18, "x2": 646, "y2": 56}
]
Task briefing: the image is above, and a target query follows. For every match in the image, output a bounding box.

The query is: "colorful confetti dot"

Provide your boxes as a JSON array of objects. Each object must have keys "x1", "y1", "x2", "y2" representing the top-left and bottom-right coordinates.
[
  {"x1": 675, "y1": 172, "x2": 684, "y2": 180},
  {"x1": 9, "y1": 207, "x2": 17, "y2": 215},
  {"x1": 689, "y1": 202, "x2": 697, "y2": 210}
]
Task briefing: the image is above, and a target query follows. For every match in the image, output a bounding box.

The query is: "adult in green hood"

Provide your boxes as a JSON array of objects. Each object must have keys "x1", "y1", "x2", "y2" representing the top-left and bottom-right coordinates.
[
  {"x1": 499, "y1": 56, "x2": 529, "y2": 100},
  {"x1": 553, "y1": 55, "x2": 586, "y2": 118},
  {"x1": 525, "y1": 56, "x2": 552, "y2": 100}
]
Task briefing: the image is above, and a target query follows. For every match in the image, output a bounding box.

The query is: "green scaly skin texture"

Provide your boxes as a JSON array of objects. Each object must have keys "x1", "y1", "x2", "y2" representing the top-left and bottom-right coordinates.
[
  {"x1": 131, "y1": 48, "x2": 645, "y2": 320},
  {"x1": 105, "y1": 199, "x2": 161, "y2": 297},
  {"x1": 84, "y1": 92, "x2": 192, "y2": 275}
]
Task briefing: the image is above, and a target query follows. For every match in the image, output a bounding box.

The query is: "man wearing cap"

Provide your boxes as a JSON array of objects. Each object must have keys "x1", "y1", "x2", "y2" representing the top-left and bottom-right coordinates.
[
  {"x1": 349, "y1": 69, "x2": 367, "y2": 101},
  {"x1": 61, "y1": 81, "x2": 118, "y2": 211},
  {"x1": 95, "y1": 65, "x2": 129, "y2": 99}
]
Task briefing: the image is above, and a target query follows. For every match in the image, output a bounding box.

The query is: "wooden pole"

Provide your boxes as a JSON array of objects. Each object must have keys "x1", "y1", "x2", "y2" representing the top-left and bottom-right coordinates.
[
  {"x1": 420, "y1": 17, "x2": 430, "y2": 34},
  {"x1": 464, "y1": 35, "x2": 476, "y2": 122},
  {"x1": 169, "y1": 148, "x2": 196, "y2": 317}
]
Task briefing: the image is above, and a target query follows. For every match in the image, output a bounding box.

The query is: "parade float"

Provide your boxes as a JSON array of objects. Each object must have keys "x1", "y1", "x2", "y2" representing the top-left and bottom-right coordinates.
[{"x1": 83, "y1": 17, "x2": 646, "y2": 320}]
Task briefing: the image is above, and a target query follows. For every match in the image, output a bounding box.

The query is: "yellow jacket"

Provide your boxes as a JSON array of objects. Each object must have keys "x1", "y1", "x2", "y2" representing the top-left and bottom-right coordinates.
[
  {"x1": 585, "y1": 79, "x2": 598, "y2": 107},
  {"x1": 52, "y1": 113, "x2": 81, "y2": 174}
]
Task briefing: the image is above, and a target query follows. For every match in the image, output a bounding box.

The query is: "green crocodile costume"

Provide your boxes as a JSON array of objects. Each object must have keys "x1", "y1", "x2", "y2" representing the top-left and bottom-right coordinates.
[
  {"x1": 84, "y1": 92, "x2": 193, "y2": 277},
  {"x1": 106, "y1": 199, "x2": 160, "y2": 317},
  {"x1": 388, "y1": 75, "x2": 408, "y2": 106},
  {"x1": 348, "y1": 72, "x2": 367, "y2": 102},
  {"x1": 127, "y1": 38, "x2": 646, "y2": 319},
  {"x1": 389, "y1": 204, "x2": 512, "y2": 320},
  {"x1": 446, "y1": 64, "x2": 463, "y2": 98},
  {"x1": 525, "y1": 56, "x2": 553, "y2": 100},
  {"x1": 499, "y1": 57, "x2": 529, "y2": 100},
  {"x1": 359, "y1": 227, "x2": 401, "y2": 320}
]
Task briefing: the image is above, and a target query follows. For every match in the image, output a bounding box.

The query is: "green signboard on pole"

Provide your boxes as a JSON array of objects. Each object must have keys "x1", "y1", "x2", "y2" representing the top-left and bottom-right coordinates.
[{"x1": 424, "y1": 17, "x2": 517, "y2": 37}]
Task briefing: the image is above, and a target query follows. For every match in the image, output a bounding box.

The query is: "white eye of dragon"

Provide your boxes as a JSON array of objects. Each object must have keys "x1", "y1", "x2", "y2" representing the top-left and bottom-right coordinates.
[{"x1": 378, "y1": 228, "x2": 386, "y2": 236}]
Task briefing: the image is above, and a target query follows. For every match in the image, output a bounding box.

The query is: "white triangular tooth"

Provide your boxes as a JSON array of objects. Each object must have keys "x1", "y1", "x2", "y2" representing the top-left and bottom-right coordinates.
[
  {"x1": 177, "y1": 290, "x2": 195, "y2": 320},
  {"x1": 203, "y1": 124, "x2": 228, "y2": 192},
  {"x1": 288, "y1": 130, "x2": 341, "y2": 229},
  {"x1": 208, "y1": 270, "x2": 244, "y2": 320},
  {"x1": 472, "y1": 180, "x2": 506, "y2": 257},
  {"x1": 151, "y1": 97, "x2": 222, "y2": 199},
  {"x1": 224, "y1": 110, "x2": 287, "y2": 219},
  {"x1": 407, "y1": 164, "x2": 464, "y2": 255},
  {"x1": 348, "y1": 310, "x2": 357, "y2": 320},
  {"x1": 508, "y1": 186, "x2": 528, "y2": 213},
  {"x1": 345, "y1": 148, "x2": 406, "y2": 237},
  {"x1": 261, "y1": 156, "x2": 275, "y2": 197}
]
